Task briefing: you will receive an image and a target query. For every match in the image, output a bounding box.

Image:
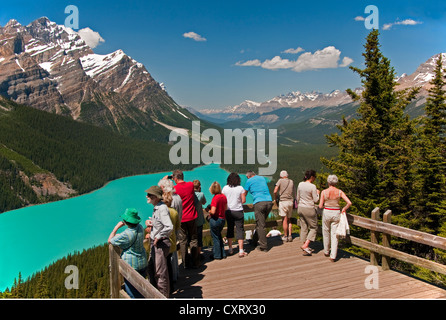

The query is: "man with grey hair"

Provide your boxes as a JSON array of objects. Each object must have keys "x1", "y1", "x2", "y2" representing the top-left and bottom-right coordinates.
[{"x1": 273, "y1": 170, "x2": 295, "y2": 242}]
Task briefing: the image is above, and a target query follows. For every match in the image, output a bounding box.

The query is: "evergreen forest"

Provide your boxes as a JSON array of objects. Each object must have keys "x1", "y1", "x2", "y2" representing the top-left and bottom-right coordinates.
[{"x1": 0, "y1": 97, "x2": 196, "y2": 213}]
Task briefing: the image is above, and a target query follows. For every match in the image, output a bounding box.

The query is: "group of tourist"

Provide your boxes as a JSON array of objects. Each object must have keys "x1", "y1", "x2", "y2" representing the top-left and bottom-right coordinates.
[{"x1": 108, "y1": 168, "x2": 352, "y2": 298}]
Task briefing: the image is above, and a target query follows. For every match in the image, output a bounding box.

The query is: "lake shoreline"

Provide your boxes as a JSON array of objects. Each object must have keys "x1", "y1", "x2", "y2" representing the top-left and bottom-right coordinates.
[{"x1": 0, "y1": 164, "x2": 272, "y2": 291}]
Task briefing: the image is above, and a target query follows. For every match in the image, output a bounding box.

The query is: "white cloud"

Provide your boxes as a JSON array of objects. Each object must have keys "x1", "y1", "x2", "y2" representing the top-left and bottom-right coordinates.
[
  {"x1": 236, "y1": 46, "x2": 352, "y2": 72},
  {"x1": 282, "y1": 47, "x2": 305, "y2": 54},
  {"x1": 340, "y1": 57, "x2": 354, "y2": 67},
  {"x1": 183, "y1": 31, "x2": 207, "y2": 42},
  {"x1": 77, "y1": 27, "x2": 105, "y2": 48},
  {"x1": 354, "y1": 16, "x2": 366, "y2": 21},
  {"x1": 383, "y1": 19, "x2": 423, "y2": 30},
  {"x1": 261, "y1": 56, "x2": 295, "y2": 70},
  {"x1": 235, "y1": 59, "x2": 262, "y2": 67}
]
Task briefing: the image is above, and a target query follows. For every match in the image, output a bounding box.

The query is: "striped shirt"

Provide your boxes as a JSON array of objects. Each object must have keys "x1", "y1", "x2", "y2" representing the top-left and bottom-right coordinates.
[{"x1": 110, "y1": 224, "x2": 148, "y2": 271}]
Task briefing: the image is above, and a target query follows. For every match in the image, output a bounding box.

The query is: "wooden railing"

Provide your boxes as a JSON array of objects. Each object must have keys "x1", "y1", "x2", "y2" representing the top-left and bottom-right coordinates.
[
  {"x1": 108, "y1": 244, "x2": 166, "y2": 299},
  {"x1": 109, "y1": 205, "x2": 446, "y2": 298},
  {"x1": 345, "y1": 207, "x2": 446, "y2": 275}
]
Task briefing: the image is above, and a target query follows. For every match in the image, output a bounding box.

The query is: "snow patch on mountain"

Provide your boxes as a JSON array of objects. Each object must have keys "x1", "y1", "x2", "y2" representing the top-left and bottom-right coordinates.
[{"x1": 80, "y1": 50, "x2": 125, "y2": 78}]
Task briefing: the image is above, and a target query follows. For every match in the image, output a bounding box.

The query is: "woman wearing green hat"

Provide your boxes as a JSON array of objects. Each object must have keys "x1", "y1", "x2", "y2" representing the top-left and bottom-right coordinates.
[{"x1": 108, "y1": 208, "x2": 148, "y2": 298}]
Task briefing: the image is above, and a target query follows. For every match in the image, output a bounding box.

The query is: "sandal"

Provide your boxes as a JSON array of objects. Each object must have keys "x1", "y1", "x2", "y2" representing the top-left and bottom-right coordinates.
[
  {"x1": 302, "y1": 247, "x2": 312, "y2": 256},
  {"x1": 239, "y1": 251, "x2": 248, "y2": 258}
]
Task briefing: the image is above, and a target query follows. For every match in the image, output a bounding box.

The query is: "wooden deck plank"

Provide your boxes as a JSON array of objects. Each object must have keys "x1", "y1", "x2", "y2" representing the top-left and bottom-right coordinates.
[{"x1": 171, "y1": 236, "x2": 446, "y2": 299}]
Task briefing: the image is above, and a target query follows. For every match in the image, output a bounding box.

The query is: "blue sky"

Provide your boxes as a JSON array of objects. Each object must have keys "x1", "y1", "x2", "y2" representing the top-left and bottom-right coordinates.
[{"x1": 1, "y1": 0, "x2": 445, "y2": 110}]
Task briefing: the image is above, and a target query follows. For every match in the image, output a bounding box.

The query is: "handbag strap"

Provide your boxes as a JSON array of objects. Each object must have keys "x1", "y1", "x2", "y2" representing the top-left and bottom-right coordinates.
[{"x1": 279, "y1": 180, "x2": 291, "y2": 197}]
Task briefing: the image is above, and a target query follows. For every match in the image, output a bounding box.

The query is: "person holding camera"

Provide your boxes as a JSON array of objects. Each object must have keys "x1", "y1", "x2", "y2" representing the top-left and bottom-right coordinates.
[{"x1": 169, "y1": 170, "x2": 200, "y2": 269}]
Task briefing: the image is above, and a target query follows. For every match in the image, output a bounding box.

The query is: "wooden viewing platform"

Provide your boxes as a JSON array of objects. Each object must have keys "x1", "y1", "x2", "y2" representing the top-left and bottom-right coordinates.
[
  {"x1": 109, "y1": 207, "x2": 446, "y2": 299},
  {"x1": 171, "y1": 237, "x2": 446, "y2": 299}
]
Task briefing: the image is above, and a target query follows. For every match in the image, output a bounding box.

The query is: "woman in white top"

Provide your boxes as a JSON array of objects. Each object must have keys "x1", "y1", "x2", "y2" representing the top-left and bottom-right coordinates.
[
  {"x1": 319, "y1": 175, "x2": 352, "y2": 262},
  {"x1": 296, "y1": 170, "x2": 320, "y2": 256},
  {"x1": 222, "y1": 172, "x2": 247, "y2": 257}
]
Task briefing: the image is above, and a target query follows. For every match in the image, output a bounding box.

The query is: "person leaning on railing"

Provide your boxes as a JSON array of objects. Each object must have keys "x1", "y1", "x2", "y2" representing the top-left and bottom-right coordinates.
[
  {"x1": 319, "y1": 175, "x2": 352, "y2": 262},
  {"x1": 108, "y1": 208, "x2": 148, "y2": 298}
]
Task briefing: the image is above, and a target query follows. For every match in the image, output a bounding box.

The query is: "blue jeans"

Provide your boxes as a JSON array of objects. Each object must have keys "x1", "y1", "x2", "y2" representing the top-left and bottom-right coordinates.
[
  {"x1": 124, "y1": 267, "x2": 147, "y2": 298},
  {"x1": 210, "y1": 217, "x2": 226, "y2": 259}
]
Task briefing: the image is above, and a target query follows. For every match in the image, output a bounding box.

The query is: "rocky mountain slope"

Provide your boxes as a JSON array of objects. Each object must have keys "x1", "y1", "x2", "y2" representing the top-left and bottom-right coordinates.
[{"x1": 0, "y1": 17, "x2": 199, "y2": 141}]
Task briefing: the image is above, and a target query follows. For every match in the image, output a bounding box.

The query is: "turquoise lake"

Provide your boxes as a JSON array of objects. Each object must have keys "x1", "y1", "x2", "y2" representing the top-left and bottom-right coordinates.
[{"x1": 0, "y1": 163, "x2": 271, "y2": 291}]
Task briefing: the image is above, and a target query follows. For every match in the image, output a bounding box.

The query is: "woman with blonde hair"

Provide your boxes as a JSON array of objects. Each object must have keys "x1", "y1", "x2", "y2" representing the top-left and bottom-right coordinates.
[
  {"x1": 207, "y1": 181, "x2": 228, "y2": 260},
  {"x1": 319, "y1": 175, "x2": 352, "y2": 262}
]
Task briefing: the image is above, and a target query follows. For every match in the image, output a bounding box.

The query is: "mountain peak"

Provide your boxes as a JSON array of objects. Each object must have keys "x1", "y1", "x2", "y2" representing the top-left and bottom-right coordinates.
[
  {"x1": 5, "y1": 19, "x2": 22, "y2": 28},
  {"x1": 0, "y1": 17, "x2": 196, "y2": 141},
  {"x1": 30, "y1": 16, "x2": 52, "y2": 26},
  {"x1": 396, "y1": 52, "x2": 446, "y2": 91}
]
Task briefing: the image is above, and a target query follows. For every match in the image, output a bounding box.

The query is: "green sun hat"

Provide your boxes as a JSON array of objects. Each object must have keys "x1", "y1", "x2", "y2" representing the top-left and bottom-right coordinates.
[{"x1": 120, "y1": 208, "x2": 142, "y2": 224}]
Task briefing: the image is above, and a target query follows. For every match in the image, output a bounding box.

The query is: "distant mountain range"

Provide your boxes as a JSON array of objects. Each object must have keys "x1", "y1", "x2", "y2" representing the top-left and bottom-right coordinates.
[
  {"x1": 0, "y1": 16, "x2": 444, "y2": 147},
  {"x1": 190, "y1": 53, "x2": 445, "y2": 144},
  {"x1": 0, "y1": 17, "x2": 202, "y2": 142}
]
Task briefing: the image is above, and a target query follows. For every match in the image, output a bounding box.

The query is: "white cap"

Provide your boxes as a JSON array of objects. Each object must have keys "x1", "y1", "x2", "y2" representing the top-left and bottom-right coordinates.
[{"x1": 280, "y1": 170, "x2": 288, "y2": 178}]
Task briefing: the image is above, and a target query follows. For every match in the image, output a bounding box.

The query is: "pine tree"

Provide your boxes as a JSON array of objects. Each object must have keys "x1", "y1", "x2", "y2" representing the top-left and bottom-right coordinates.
[
  {"x1": 321, "y1": 30, "x2": 419, "y2": 219},
  {"x1": 413, "y1": 54, "x2": 446, "y2": 268},
  {"x1": 34, "y1": 273, "x2": 50, "y2": 298},
  {"x1": 11, "y1": 272, "x2": 24, "y2": 298},
  {"x1": 410, "y1": 54, "x2": 446, "y2": 235}
]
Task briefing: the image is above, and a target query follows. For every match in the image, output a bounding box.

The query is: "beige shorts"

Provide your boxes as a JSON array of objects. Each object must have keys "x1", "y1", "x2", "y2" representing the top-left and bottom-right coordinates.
[{"x1": 278, "y1": 200, "x2": 294, "y2": 218}]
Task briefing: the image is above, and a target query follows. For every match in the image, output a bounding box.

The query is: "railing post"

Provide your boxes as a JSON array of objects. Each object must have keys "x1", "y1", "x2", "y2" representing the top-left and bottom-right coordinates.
[
  {"x1": 109, "y1": 244, "x2": 121, "y2": 298},
  {"x1": 382, "y1": 210, "x2": 392, "y2": 271},
  {"x1": 370, "y1": 207, "x2": 380, "y2": 266}
]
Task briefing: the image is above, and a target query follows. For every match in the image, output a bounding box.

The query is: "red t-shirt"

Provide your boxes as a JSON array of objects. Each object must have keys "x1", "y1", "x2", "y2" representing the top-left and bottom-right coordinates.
[
  {"x1": 211, "y1": 194, "x2": 227, "y2": 219},
  {"x1": 174, "y1": 181, "x2": 197, "y2": 222}
]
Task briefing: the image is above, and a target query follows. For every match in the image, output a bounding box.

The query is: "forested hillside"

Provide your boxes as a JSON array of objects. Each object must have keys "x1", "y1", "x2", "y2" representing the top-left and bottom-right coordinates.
[
  {"x1": 2, "y1": 244, "x2": 110, "y2": 298},
  {"x1": 0, "y1": 96, "x2": 196, "y2": 213}
]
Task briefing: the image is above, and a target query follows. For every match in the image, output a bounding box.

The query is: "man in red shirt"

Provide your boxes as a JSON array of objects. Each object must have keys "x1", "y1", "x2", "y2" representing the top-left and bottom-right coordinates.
[{"x1": 171, "y1": 169, "x2": 200, "y2": 269}]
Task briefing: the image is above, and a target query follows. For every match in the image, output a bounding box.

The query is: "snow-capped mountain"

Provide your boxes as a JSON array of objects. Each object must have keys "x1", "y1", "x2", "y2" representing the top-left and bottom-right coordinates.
[
  {"x1": 198, "y1": 52, "x2": 444, "y2": 124},
  {"x1": 197, "y1": 89, "x2": 363, "y2": 122},
  {"x1": 397, "y1": 53, "x2": 446, "y2": 92},
  {"x1": 0, "y1": 17, "x2": 198, "y2": 140}
]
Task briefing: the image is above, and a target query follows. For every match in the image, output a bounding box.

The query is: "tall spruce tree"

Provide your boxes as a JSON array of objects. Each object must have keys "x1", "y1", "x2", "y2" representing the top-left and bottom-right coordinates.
[
  {"x1": 34, "y1": 273, "x2": 50, "y2": 298},
  {"x1": 321, "y1": 30, "x2": 419, "y2": 219},
  {"x1": 410, "y1": 54, "x2": 446, "y2": 235}
]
